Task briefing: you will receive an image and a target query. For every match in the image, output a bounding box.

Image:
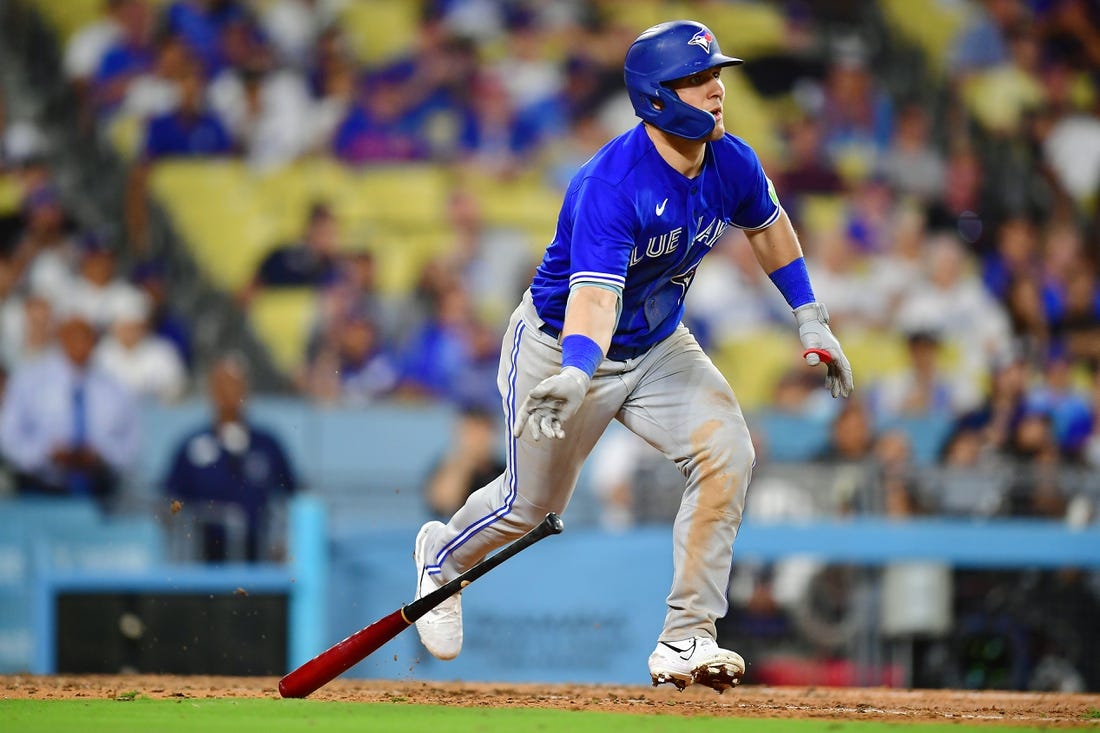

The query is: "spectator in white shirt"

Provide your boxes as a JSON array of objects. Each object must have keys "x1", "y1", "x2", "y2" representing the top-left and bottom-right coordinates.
[
  {"x1": 894, "y1": 233, "x2": 1013, "y2": 380},
  {"x1": 0, "y1": 291, "x2": 54, "y2": 371},
  {"x1": 63, "y1": 0, "x2": 134, "y2": 84},
  {"x1": 94, "y1": 287, "x2": 187, "y2": 403},
  {"x1": 61, "y1": 233, "x2": 145, "y2": 330},
  {"x1": 208, "y1": 59, "x2": 314, "y2": 172}
]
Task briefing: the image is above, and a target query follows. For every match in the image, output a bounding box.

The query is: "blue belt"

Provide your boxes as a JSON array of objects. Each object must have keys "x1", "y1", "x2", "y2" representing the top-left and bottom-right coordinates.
[{"x1": 537, "y1": 323, "x2": 651, "y2": 362}]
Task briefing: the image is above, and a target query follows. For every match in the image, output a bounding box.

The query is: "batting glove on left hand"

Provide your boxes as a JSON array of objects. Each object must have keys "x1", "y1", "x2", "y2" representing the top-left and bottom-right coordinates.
[
  {"x1": 513, "y1": 366, "x2": 591, "y2": 441},
  {"x1": 794, "y1": 302, "x2": 854, "y2": 398}
]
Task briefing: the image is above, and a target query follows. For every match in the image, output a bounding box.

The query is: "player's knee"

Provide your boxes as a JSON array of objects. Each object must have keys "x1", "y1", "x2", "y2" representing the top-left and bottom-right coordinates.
[
  {"x1": 502, "y1": 496, "x2": 554, "y2": 532},
  {"x1": 688, "y1": 419, "x2": 755, "y2": 479}
]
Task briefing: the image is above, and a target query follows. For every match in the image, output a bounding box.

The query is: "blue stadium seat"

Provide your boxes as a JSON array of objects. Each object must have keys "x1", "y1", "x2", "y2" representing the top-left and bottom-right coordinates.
[
  {"x1": 751, "y1": 410, "x2": 832, "y2": 463},
  {"x1": 876, "y1": 414, "x2": 954, "y2": 466}
]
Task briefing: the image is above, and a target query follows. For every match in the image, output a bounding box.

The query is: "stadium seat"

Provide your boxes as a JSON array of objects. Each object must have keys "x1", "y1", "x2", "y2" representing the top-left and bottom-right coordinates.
[
  {"x1": 877, "y1": 413, "x2": 954, "y2": 466},
  {"x1": 104, "y1": 112, "x2": 143, "y2": 162},
  {"x1": 362, "y1": 227, "x2": 454, "y2": 295},
  {"x1": 601, "y1": 0, "x2": 677, "y2": 35},
  {"x1": 960, "y1": 66, "x2": 1045, "y2": 135},
  {"x1": 337, "y1": 0, "x2": 420, "y2": 66},
  {"x1": 151, "y1": 160, "x2": 277, "y2": 292},
  {"x1": 20, "y1": 0, "x2": 112, "y2": 42},
  {"x1": 720, "y1": 72, "x2": 781, "y2": 164},
  {"x1": 877, "y1": 0, "x2": 969, "y2": 76},
  {"x1": 463, "y1": 172, "x2": 565, "y2": 255},
  {"x1": 247, "y1": 288, "x2": 319, "y2": 374},
  {"x1": 712, "y1": 331, "x2": 804, "y2": 411},
  {"x1": 351, "y1": 164, "x2": 451, "y2": 232},
  {"x1": 0, "y1": 173, "x2": 21, "y2": 215},
  {"x1": 751, "y1": 409, "x2": 832, "y2": 462},
  {"x1": 22, "y1": 0, "x2": 171, "y2": 42},
  {"x1": 796, "y1": 194, "x2": 847, "y2": 237},
  {"x1": 705, "y1": 2, "x2": 788, "y2": 58}
]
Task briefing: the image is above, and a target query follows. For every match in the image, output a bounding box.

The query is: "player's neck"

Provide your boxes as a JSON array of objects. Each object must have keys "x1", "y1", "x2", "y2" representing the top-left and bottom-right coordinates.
[{"x1": 645, "y1": 124, "x2": 707, "y2": 179}]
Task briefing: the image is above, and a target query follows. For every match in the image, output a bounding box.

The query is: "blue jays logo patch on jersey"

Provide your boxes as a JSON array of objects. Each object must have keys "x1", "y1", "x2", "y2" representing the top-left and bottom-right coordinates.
[{"x1": 688, "y1": 29, "x2": 713, "y2": 53}]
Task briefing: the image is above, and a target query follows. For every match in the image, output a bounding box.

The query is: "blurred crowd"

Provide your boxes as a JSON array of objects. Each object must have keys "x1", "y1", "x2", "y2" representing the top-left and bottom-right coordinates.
[{"x1": 0, "y1": 0, "x2": 1098, "y2": 526}]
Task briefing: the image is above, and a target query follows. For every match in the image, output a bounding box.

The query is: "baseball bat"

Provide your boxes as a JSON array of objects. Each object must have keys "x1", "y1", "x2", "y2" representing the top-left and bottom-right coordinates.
[
  {"x1": 278, "y1": 512, "x2": 565, "y2": 698},
  {"x1": 802, "y1": 348, "x2": 833, "y2": 365}
]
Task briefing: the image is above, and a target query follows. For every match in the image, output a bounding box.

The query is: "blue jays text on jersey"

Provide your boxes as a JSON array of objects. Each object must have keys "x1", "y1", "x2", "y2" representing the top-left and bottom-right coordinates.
[{"x1": 530, "y1": 122, "x2": 781, "y2": 360}]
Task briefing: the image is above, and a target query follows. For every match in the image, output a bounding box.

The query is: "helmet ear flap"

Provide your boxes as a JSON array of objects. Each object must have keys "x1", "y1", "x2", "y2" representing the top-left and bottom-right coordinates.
[{"x1": 651, "y1": 85, "x2": 715, "y2": 140}]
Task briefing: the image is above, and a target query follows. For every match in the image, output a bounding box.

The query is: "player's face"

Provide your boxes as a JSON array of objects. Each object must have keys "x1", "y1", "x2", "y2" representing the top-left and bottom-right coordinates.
[{"x1": 666, "y1": 67, "x2": 726, "y2": 140}]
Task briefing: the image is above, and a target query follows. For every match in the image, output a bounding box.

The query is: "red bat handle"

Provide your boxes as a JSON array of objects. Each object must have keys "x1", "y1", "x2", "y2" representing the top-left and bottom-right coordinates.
[
  {"x1": 802, "y1": 348, "x2": 833, "y2": 365},
  {"x1": 278, "y1": 609, "x2": 410, "y2": 698}
]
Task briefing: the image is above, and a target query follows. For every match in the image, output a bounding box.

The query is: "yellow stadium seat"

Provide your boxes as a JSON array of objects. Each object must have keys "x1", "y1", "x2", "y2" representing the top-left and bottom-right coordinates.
[
  {"x1": 251, "y1": 158, "x2": 350, "y2": 247},
  {"x1": 362, "y1": 227, "x2": 454, "y2": 296},
  {"x1": 105, "y1": 113, "x2": 143, "y2": 162},
  {"x1": 600, "y1": 0, "x2": 671, "y2": 34},
  {"x1": 722, "y1": 72, "x2": 780, "y2": 164},
  {"x1": 711, "y1": 331, "x2": 803, "y2": 411},
  {"x1": 463, "y1": 173, "x2": 561, "y2": 253},
  {"x1": 797, "y1": 194, "x2": 847, "y2": 237},
  {"x1": 0, "y1": 174, "x2": 22, "y2": 215},
  {"x1": 350, "y1": 164, "x2": 451, "y2": 231},
  {"x1": 23, "y1": 0, "x2": 170, "y2": 42},
  {"x1": 247, "y1": 288, "x2": 318, "y2": 374},
  {"x1": 710, "y1": 327, "x2": 967, "y2": 411},
  {"x1": 704, "y1": 2, "x2": 787, "y2": 58},
  {"x1": 831, "y1": 327, "x2": 965, "y2": 384},
  {"x1": 833, "y1": 328, "x2": 909, "y2": 384},
  {"x1": 338, "y1": 0, "x2": 421, "y2": 66},
  {"x1": 960, "y1": 66, "x2": 1045, "y2": 135},
  {"x1": 150, "y1": 160, "x2": 277, "y2": 292},
  {"x1": 23, "y1": 0, "x2": 112, "y2": 42},
  {"x1": 877, "y1": 0, "x2": 968, "y2": 76}
]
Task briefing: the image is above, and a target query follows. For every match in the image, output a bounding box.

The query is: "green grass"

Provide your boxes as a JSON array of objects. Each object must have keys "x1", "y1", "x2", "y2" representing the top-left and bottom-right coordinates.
[{"x1": 0, "y1": 699, "x2": 1065, "y2": 733}]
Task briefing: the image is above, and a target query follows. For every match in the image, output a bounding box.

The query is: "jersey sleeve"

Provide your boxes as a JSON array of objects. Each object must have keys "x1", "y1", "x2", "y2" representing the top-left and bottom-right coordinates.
[
  {"x1": 567, "y1": 176, "x2": 636, "y2": 294},
  {"x1": 729, "y1": 143, "x2": 782, "y2": 231}
]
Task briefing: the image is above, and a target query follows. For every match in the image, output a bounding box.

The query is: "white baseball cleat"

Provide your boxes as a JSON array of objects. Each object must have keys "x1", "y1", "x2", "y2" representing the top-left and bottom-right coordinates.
[
  {"x1": 413, "y1": 521, "x2": 463, "y2": 660},
  {"x1": 648, "y1": 636, "x2": 745, "y2": 692}
]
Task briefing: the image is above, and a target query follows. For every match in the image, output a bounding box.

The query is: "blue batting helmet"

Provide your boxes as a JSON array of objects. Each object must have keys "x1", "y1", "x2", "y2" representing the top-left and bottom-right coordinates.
[{"x1": 623, "y1": 20, "x2": 742, "y2": 140}]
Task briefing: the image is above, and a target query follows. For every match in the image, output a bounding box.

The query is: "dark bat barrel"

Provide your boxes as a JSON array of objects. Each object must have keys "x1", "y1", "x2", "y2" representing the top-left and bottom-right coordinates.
[{"x1": 278, "y1": 610, "x2": 409, "y2": 698}]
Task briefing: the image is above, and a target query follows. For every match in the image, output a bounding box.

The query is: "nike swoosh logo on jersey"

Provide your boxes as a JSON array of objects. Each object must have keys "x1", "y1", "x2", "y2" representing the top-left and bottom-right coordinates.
[{"x1": 656, "y1": 198, "x2": 668, "y2": 216}]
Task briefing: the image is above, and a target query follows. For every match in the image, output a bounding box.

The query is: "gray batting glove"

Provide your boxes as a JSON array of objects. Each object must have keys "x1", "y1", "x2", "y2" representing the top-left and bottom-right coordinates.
[
  {"x1": 794, "y1": 302, "x2": 854, "y2": 398},
  {"x1": 513, "y1": 366, "x2": 591, "y2": 441}
]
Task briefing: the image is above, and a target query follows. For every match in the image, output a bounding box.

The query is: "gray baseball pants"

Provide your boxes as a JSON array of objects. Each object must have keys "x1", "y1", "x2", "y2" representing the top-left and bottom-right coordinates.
[{"x1": 421, "y1": 290, "x2": 755, "y2": 642}]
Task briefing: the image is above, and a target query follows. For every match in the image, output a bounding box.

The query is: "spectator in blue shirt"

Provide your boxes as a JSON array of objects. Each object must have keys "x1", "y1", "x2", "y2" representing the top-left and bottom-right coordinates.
[
  {"x1": 90, "y1": 0, "x2": 155, "y2": 117},
  {"x1": 238, "y1": 201, "x2": 341, "y2": 305},
  {"x1": 331, "y1": 68, "x2": 431, "y2": 164},
  {"x1": 164, "y1": 0, "x2": 255, "y2": 77},
  {"x1": 142, "y1": 62, "x2": 234, "y2": 158},
  {"x1": 126, "y1": 60, "x2": 234, "y2": 252},
  {"x1": 163, "y1": 354, "x2": 296, "y2": 562}
]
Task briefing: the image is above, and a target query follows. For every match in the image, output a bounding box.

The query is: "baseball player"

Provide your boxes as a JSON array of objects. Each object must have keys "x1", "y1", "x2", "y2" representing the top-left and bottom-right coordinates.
[{"x1": 413, "y1": 19, "x2": 853, "y2": 692}]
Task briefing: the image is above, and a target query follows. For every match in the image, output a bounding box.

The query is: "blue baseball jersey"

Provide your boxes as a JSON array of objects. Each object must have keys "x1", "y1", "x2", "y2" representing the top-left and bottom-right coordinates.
[{"x1": 530, "y1": 122, "x2": 781, "y2": 358}]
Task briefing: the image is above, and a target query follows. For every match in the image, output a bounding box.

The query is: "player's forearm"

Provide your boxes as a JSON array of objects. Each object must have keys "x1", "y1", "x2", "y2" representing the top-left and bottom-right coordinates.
[
  {"x1": 561, "y1": 285, "x2": 619, "y2": 355},
  {"x1": 745, "y1": 210, "x2": 804, "y2": 273}
]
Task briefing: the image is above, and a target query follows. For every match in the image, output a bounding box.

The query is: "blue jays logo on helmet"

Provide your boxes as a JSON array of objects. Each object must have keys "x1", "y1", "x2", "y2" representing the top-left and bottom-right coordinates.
[
  {"x1": 687, "y1": 28, "x2": 713, "y2": 53},
  {"x1": 623, "y1": 20, "x2": 742, "y2": 140}
]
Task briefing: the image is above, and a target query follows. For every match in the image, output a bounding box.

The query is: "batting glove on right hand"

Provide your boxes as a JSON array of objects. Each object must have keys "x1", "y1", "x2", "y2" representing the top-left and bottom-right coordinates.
[
  {"x1": 513, "y1": 366, "x2": 591, "y2": 441},
  {"x1": 794, "y1": 302, "x2": 854, "y2": 398}
]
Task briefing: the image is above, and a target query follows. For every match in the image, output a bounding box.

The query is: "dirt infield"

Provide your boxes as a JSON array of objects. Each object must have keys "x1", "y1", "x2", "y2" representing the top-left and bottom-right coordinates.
[{"x1": 3, "y1": 675, "x2": 1099, "y2": 727}]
